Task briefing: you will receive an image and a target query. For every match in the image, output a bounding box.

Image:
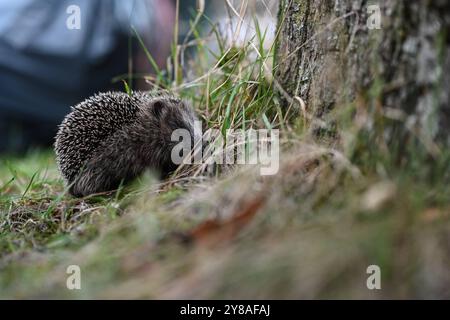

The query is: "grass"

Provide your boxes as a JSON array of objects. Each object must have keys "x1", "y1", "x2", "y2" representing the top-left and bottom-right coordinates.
[{"x1": 0, "y1": 1, "x2": 449, "y2": 298}]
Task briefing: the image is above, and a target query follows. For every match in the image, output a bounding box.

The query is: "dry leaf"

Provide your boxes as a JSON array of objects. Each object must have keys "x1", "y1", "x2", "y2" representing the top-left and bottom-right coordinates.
[{"x1": 189, "y1": 194, "x2": 266, "y2": 247}]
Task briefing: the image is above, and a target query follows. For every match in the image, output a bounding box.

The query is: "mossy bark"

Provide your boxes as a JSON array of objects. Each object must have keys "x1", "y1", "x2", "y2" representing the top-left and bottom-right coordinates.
[{"x1": 275, "y1": 0, "x2": 450, "y2": 146}]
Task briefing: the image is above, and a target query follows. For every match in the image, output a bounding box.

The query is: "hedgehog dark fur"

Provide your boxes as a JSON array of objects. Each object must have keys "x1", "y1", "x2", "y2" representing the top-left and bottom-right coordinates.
[{"x1": 55, "y1": 91, "x2": 199, "y2": 197}]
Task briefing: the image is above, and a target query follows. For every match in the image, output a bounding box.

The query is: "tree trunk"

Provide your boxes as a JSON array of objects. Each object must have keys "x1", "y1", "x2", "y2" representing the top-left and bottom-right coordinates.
[{"x1": 274, "y1": 0, "x2": 450, "y2": 148}]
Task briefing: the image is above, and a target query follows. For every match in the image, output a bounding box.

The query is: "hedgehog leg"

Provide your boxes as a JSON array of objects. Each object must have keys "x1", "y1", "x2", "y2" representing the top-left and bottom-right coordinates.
[
  {"x1": 69, "y1": 138, "x2": 144, "y2": 197},
  {"x1": 70, "y1": 165, "x2": 118, "y2": 197}
]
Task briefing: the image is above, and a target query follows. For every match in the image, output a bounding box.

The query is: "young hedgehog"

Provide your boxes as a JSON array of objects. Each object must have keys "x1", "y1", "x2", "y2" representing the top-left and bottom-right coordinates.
[{"x1": 55, "y1": 91, "x2": 199, "y2": 197}]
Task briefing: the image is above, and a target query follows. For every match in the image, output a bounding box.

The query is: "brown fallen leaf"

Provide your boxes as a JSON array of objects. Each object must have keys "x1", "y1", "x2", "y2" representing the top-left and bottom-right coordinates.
[
  {"x1": 421, "y1": 207, "x2": 450, "y2": 223},
  {"x1": 189, "y1": 194, "x2": 266, "y2": 247}
]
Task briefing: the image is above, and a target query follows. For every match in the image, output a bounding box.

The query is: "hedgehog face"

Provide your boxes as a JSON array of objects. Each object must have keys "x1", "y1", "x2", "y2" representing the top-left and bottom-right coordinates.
[
  {"x1": 148, "y1": 97, "x2": 199, "y2": 146},
  {"x1": 139, "y1": 97, "x2": 201, "y2": 177}
]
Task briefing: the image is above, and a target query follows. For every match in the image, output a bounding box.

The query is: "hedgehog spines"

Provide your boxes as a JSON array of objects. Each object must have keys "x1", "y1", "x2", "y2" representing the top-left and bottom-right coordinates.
[{"x1": 54, "y1": 91, "x2": 198, "y2": 197}]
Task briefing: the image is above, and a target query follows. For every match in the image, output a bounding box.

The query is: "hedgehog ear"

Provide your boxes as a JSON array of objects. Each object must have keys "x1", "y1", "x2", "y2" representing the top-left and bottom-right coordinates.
[{"x1": 152, "y1": 99, "x2": 169, "y2": 119}]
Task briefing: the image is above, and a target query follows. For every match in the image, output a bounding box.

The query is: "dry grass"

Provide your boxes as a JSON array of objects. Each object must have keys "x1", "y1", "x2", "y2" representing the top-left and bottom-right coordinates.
[{"x1": 1, "y1": 138, "x2": 449, "y2": 298}]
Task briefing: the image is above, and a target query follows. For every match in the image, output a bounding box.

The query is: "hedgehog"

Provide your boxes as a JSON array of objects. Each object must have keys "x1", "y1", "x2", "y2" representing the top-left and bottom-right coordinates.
[{"x1": 54, "y1": 91, "x2": 200, "y2": 197}]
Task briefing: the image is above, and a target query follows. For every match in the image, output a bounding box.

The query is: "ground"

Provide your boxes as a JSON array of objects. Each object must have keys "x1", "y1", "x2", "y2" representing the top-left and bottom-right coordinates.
[{"x1": 1, "y1": 138, "x2": 449, "y2": 298}]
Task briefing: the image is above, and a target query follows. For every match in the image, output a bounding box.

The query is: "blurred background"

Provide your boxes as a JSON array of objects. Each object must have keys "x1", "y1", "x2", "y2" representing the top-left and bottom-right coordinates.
[
  {"x1": 0, "y1": 0, "x2": 277, "y2": 154},
  {"x1": 0, "y1": 0, "x2": 191, "y2": 153}
]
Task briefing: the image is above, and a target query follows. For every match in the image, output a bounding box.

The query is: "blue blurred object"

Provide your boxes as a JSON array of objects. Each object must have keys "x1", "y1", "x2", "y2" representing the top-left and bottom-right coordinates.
[{"x1": 0, "y1": 0, "x2": 155, "y2": 153}]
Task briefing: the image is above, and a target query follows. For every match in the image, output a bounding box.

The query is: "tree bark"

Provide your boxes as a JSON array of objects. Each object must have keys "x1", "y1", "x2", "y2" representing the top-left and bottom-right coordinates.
[{"x1": 275, "y1": 0, "x2": 450, "y2": 147}]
